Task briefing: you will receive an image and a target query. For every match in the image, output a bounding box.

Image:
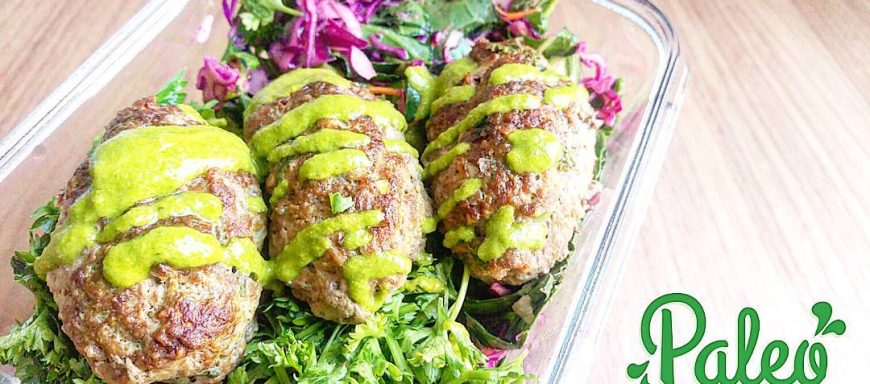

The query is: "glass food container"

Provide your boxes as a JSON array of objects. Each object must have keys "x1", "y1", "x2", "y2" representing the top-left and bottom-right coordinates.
[{"x1": 0, "y1": 0, "x2": 686, "y2": 382}]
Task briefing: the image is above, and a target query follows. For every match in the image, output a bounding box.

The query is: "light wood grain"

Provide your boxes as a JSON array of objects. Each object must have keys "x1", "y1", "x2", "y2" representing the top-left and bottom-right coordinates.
[
  {"x1": 0, "y1": 0, "x2": 868, "y2": 381},
  {"x1": 0, "y1": 0, "x2": 148, "y2": 137},
  {"x1": 587, "y1": 0, "x2": 870, "y2": 381}
]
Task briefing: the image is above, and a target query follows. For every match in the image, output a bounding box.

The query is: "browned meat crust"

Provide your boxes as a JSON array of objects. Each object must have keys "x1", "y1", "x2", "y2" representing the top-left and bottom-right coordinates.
[
  {"x1": 253, "y1": 82, "x2": 432, "y2": 323},
  {"x1": 426, "y1": 40, "x2": 599, "y2": 285},
  {"x1": 52, "y1": 260, "x2": 259, "y2": 384},
  {"x1": 45, "y1": 98, "x2": 266, "y2": 384}
]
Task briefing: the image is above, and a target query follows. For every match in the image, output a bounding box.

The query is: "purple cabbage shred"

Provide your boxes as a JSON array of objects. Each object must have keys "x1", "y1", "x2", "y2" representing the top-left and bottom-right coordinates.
[
  {"x1": 507, "y1": 19, "x2": 540, "y2": 38},
  {"x1": 481, "y1": 347, "x2": 509, "y2": 368},
  {"x1": 577, "y1": 42, "x2": 623, "y2": 126},
  {"x1": 222, "y1": 0, "x2": 239, "y2": 27},
  {"x1": 197, "y1": 56, "x2": 240, "y2": 102},
  {"x1": 370, "y1": 34, "x2": 408, "y2": 60}
]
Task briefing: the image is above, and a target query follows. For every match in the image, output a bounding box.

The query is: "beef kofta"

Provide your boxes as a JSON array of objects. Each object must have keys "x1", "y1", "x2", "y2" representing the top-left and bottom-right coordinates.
[
  {"x1": 244, "y1": 69, "x2": 434, "y2": 324},
  {"x1": 423, "y1": 40, "x2": 600, "y2": 285},
  {"x1": 34, "y1": 98, "x2": 269, "y2": 384}
]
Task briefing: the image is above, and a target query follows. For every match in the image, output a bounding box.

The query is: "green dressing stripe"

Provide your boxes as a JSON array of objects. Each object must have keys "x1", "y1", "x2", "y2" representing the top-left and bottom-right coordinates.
[
  {"x1": 267, "y1": 129, "x2": 371, "y2": 165},
  {"x1": 344, "y1": 250, "x2": 412, "y2": 312},
  {"x1": 477, "y1": 206, "x2": 549, "y2": 261},
  {"x1": 273, "y1": 210, "x2": 384, "y2": 282},
  {"x1": 430, "y1": 85, "x2": 475, "y2": 115},
  {"x1": 102, "y1": 227, "x2": 269, "y2": 288},
  {"x1": 423, "y1": 94, "x2": 542, "y2": 158},
  {"x1": 422, "y1": 216, "x2": 438, "y2": 234},
  {"x1": 505, "y1": 129, "x2": 564, "y2": 174},
  {"x1": 433, "y1": 58, "x2": 478, "y2": 98},
  {"x1": 404, "y1": 276, "x2": 446, "y2": 293},
  {"x1": 342, "y1": 229, "x2": 373, "y2": 250},
  {"x1": 246, "y1": 196, "x2": 268, "y2": 214},
  {"x1": 488, "y1": 63, "x2": 564, "y2": 85},
  {"x1": 97, "y1": 192, "x2": 223, "y2": 242},
  {"x1": 443, "y1": 225, "x2": 475, "y2": 248},
  {"x1": 405, "y1": 66, "x2": 436, "y2": 121},
  {"x1": 384, "y1": 139, "x2": 420, "y2": 157},
  {"x1": 437, "y1": 178, "x2": 483, "y2": 219},
  {"x1": 544, "y1": 84, "x2": 589, "y2": 109},
  {"x1": 245, "y1": 68, "x2": 351, "y2": 119},
  {"x1": 299, "y1": 149, "x2": 371, "y2": 181},
  {"x1": 270, "y1": 178, "x2": 289, "y2": 205},
  {"x1": 250, "y1": 94, "x2": 407, "y2": 162},
  {"x1": 423, "y1": 142, "x2": 470, "y2": 179}
]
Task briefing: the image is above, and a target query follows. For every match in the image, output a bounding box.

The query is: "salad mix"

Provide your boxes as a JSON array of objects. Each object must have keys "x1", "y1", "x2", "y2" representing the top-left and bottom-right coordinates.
[{"x1": 0, "y1": 0, "x2": 622, "y2": 382}]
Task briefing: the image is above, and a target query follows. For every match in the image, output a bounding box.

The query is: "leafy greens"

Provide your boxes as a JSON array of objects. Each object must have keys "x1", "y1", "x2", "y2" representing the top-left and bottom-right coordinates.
[
  {"x1": 0, "y1": 200, "x2": 103, "y2": 384},
  {"x1": 227, "y1": 259, "x2": 532, "y2": 383}
]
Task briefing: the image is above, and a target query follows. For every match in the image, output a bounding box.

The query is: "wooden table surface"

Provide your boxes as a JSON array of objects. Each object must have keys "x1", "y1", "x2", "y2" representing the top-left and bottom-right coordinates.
[
  {"x1": 1, "y1": 0, "x2": 868, "y2": 381},
  {"x1": 588, "y1": 0, "x2": 870, "y2": 381}
]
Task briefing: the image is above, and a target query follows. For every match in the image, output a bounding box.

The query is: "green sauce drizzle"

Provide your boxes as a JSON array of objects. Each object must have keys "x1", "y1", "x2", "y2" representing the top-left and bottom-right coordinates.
[
  {"x1": 437, "y1": 178, "x2": 482, "y2": 219},
  {"x1": 97, "y1": 192, "x2": 223, "y2": 242},
  {"x1": 422, "y1": 216, "x2": 438, "y2": 234},
  {"x1": 245, "y1": 68, "x2": 350, "y2": 119},
  {"x1": 343, "y1": 250, "x2": 412, "y2": 312},
  {"x1": 423, "y1": 142, "x2": 470, "y2": 179},
  {"x1": 430, "y1": 85, "x2": 475, "y2": 115},
  {"x1": 374, "y1": 180, "x2": 391, "y2": 195},
  {"x1": 249, "y1": 94, "x2": 407, "y2": 162},
  {"x1": 273, "y1": 210, "x2": 384, "y2": 282},
  {"x1": 488, "y1": 63, "x2": 563, "y2": 85},
  {"x1": 433, "y1": 58, "x2": 478, "y2": 98},
  {"x1": 176, "y1": 104, "x2": 207, "y2": 123},
  {"x1": 267, "y1": 129, "x2": 371, "y2": 165},
  {"x1": 544, "y1": 84, "x2": 589, "y2": 109},
  {"x1": 102, "y1": 227, "x2": 268, "y2": 288},
  {"x1": 299, "y1": 149, "x2": 371, "y2": 181},
  {"x1": 35, "y1": 125, "x2": 262, "y2": 281},
  {"x1": 384, "y1": 139, "x2": 420, "y2": 157},
  {"x1": 405, "y1": 66, "x2": 436, "y2": 121},
  {"x1": 403, "y1": 275, "x2": 445, "y2": 293},
  {"x1": 92, "y1": 126, "x2": 256, "y2": 219},
  {"x1": 423, "y1": 94, "x2": 543, "y2": 158},
  {"x1": 270, "y1": 178, "x2": 289, "y2": 205},
  {"x1": 477, "y1": 206, "x2": 549, "y2": 261},
  {"x1": 342, "y1": 229, "x2": 373, "y2": 250},
  {"x1": 443, "y1": 225, "x2": 475, "y2": 248},
  {"x1": 247, "y1": 196, "x2": 268, "y2": 214},
  {"x1": 35, "y1": 193, "x2": 100, "y2": 275},
  {"x1": 506, "y1": 129, "x2": 564, "y2": 174}
]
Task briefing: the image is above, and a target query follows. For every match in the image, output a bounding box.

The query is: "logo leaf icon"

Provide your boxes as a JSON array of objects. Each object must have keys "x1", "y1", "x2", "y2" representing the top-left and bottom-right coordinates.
[
  {"x1": 812, "y1": 302, "x2": 833, "y2": 336},
  {"x1": 627, "y1": 361, "x2": 649, "y2": 379},
  {"x1": 823, "y1": 319, "x2": 847, "y2": 336}
]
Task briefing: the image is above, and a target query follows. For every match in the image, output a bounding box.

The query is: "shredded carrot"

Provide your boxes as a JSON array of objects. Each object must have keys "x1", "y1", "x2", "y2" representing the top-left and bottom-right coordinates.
[
  {"x1": 494, "y1": 5, "x2": 541, "y2": 22},
  {"x1": 369, "y1": 86, "x2": 403, "y2": 97}
]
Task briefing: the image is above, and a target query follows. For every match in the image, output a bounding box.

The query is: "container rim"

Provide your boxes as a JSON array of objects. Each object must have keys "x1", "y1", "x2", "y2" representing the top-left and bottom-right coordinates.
[
  {"x1": 544, "y1": 0, "x2": 688, "y2": 382},
  {"x1": 0, "y1": 0, "x2": 190, "y2": 184}
]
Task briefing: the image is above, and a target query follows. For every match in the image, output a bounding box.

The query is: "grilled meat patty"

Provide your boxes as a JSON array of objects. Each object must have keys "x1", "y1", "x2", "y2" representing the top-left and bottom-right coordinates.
[
  {"x1": 42, "y1": 98, "x2": 267, "y2": 384},
  {"x1": 424, "y1": 40, "x2": 600, "y2": 285},
  {"x1": 245, "y1": 69, "x2": 433, "y2": 324}
]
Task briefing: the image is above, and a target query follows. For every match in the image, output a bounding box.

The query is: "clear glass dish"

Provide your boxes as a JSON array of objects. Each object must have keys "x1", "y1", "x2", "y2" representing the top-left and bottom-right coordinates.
[{"x1": 0, "y1": 0, "x2": 686, "y2": 382}]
